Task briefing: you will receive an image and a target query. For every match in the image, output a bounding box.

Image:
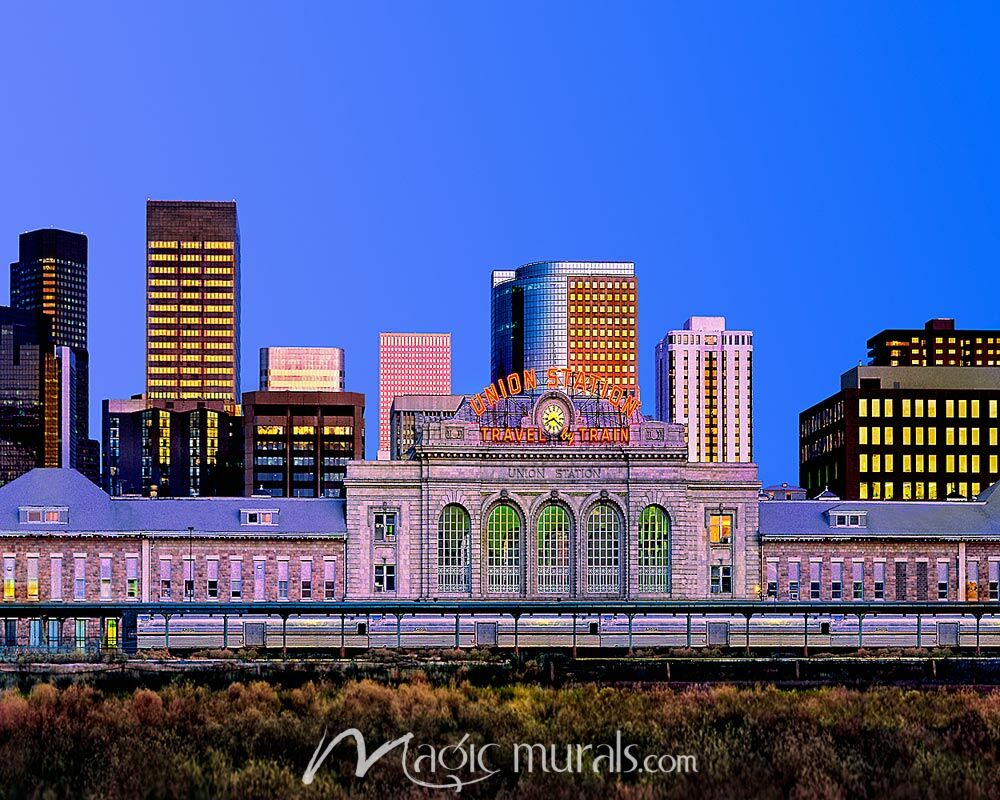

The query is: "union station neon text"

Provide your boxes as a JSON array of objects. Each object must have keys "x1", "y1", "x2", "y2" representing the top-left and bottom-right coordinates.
[{"x1": 471, "y1": 368, "x2": 641, "y2": 417}]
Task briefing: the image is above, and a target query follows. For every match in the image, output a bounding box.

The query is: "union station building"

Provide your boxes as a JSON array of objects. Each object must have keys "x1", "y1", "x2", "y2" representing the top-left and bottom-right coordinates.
[
  {"x1": 345, "y1": 389, "x2": 762, "y2": 600},
  {"x1": 2, "y1": 386, "x2": 1000, "y2": 624}
]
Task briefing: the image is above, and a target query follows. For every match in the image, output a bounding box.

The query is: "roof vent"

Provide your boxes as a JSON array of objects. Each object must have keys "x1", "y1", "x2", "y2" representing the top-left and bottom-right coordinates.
[{"x1": 813, "y1": 486, "x2": 840, "y2": 501}]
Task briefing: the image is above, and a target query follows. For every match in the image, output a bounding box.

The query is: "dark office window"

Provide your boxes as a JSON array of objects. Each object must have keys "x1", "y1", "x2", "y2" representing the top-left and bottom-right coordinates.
[
  {"x1": 915, "y1": 562, "x2": 928, "y2": 600},
  {"x1": 895, "y1": 562, "x2": 908, "y2": 601}
]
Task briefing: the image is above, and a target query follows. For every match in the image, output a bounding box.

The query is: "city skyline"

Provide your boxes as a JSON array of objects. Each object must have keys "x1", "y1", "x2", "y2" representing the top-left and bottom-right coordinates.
[
  {"x1": 3, "y1": 8, "x2": 1000, "y2": 797},
  {"x1": 4, "y1": 210, "x2": 995, "y2": 483},
  {"x1": 2, "y1": 5, "x2": 998, "y2": 483}
]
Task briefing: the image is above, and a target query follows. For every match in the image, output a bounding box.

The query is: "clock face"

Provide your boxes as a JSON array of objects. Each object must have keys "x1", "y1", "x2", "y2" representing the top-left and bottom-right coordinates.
[{"x1": 541, "y1": 402, "x2": 567, "y2": 435}]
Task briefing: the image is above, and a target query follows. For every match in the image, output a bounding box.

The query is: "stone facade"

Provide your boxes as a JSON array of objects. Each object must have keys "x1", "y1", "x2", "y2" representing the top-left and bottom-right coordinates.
[{"x1": 346, "y1": 390, "x2": 762, "y2": 599}]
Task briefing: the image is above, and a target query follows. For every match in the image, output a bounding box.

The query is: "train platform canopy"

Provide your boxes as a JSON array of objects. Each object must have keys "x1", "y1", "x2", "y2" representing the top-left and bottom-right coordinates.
[
  {"x1": 0, "y1": 469, "x2": 347, "y2": 536},
  {"x1": 759, "y1": 480, "x2": 1000, "y2": 539}
]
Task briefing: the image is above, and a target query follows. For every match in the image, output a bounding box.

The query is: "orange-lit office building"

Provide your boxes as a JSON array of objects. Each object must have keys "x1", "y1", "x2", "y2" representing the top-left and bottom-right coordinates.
[
  {"x1": 145, "y1": 201, "x2": 240, "y2": 413},
  {"x1": 490, "y1": 262, "x2": 638, "y2": 400}
]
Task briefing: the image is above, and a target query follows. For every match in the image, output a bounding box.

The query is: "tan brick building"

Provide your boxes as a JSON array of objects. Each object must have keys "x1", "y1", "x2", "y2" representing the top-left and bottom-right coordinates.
[
  {"x1": 759, "y1": 483, "x2": 1000, "y2": 602},
  {"x1": 0, "y1": 469, "x2": 346, "y2": 647}
]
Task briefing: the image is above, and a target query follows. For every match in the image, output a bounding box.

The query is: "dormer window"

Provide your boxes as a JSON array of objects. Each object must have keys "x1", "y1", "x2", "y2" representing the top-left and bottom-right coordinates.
[
  {"x1": 830, "y1": 511, "x2": 867, "y2": 528},
  {"x1": 20, "y1": 507, "x2": 67, "y2": 525},
  {"x1": 242, "y1": 510, "x2": 278, "y2": 526}
]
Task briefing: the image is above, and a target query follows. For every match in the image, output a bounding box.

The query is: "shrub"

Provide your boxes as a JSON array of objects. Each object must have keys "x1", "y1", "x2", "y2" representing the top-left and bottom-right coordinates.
[{"x1": 0, "y1": 681, "x2": 996, "y2": 797}]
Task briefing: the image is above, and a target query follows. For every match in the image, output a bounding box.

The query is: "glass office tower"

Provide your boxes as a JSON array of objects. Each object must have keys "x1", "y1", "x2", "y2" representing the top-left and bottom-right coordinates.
[
  {"x1": 10, "y1": 228, "x2": 96, "y2": 480},
  {"x1": 0, "y1": 307, "x2": 58, "y2": 485},
  {"x1": 490, "y1": 261, "x2": 638, "y2": 397},
  {"x1": 259, "y1": 347, "x2": 345, "y2": 391},
  {"x1": 102, "y1": 398, "x2": 243, "y2": 497}
]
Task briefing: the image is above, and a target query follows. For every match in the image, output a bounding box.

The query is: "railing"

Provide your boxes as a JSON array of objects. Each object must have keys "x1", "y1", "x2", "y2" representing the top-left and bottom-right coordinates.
[
  {"x1": 0, "y1": 638, "x2": 112, "y2": 661},
  {"x1": 537, "y1": 567, "x2": 569, "y2": 594},
  {"x1": 437, "y1": 567, "x2": 470, "y2": 593},
  {"x1": 637, "y1": 566, "x2": 668, "y2": 593},
  {"x1": 587, "y1": 566, "x2": 619, "y2": 594},
  {"x1": 487, "y1": 567, "x2": 519, "y2": 594}
]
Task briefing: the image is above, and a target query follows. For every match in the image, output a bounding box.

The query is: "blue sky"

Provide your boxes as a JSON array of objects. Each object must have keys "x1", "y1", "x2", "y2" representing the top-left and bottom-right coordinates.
[{"x1": 1, "y1": 3, "x2": 997, "y2": 480}]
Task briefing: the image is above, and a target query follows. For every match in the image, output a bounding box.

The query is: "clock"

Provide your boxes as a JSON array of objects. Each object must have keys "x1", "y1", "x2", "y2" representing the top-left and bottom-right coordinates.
[{"x1": 541, "y1": 402, "x2": 567, "y2": 436}]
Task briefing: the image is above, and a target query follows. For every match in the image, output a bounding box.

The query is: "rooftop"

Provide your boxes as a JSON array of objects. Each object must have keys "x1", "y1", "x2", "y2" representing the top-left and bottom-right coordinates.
[
  {"x1": 760, "y1": 481, "x2": 1000, "y2": 538},
  {"x1": 840, "y1": 365, "x2": 1000, "y2": 391},
  {"x1": 390, "y1": 394, "x2": 466, "y2": 413},
  {"x1": 0, "y1": 469, "x2": 346, "y2": 535}
]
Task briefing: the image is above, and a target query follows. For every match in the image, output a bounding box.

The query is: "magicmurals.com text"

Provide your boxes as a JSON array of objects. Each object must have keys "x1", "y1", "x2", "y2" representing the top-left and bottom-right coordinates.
[{"x1": 303, "y1": 728, "x2": 697, "y2": 791}]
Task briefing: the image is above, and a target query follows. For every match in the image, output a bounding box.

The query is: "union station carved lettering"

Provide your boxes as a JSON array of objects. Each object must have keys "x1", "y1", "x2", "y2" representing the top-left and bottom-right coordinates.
[
  {"x1": 555, "y1": 467, "x2": 602, "y2": 480},
  {"x1": 506, "y1": 467, "x2": 604, "y2": 480},
  {"x1": 508, "y1": 467, "x2": 547, "y2": 479}
]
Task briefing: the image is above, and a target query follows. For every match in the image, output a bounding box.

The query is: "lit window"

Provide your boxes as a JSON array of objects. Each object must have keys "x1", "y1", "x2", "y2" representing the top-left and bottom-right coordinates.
[
  {"x1": 708, "y1": 513, "x2": 732, "y2": 544},
  {"x1": 243, "y1": 510, "x2": 277, "y2": 525},
  {"x1": 126, "y1": 557, "x2": 139, "y2": 599},
  {"x1": 3, "y1": 557, "x2": 15, "y2": 600}
]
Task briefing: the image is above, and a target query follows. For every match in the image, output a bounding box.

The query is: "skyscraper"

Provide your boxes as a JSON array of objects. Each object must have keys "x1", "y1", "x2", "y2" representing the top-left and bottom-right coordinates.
[
  {"x1": 146, "y1": 201, "x2": 240, "y2": 412},
  {"x1": 654, "y1": 316, "x2": 753, "y2": 463},
  {"x1": 378, "y1": 333, "x2": 451, "y2": 458},
  {"x1": 10, "y1": 228, "x2": 96, "y2": 480},
  {"x1": 490, "y1": 261, "x2": 638, "y2": 397},
  {"x1": 259, "y1": 347, "x2": 345, "y2": 391},
  {"x1": 0, "y1": 307, "x2": 58, "y2": 485}
]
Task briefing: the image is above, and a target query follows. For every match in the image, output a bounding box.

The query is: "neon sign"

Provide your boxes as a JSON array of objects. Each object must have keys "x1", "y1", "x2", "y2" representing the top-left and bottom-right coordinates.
[
  {"x1": 471, "y1": 368, "x2": 640, "y2": 417},
  {"x1": 478, "y1": 426, "x2": 631, "y2": 444}
]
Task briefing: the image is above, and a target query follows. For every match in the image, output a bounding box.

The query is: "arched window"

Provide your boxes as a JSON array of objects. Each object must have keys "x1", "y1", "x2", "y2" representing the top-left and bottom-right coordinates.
[
  {"x1": 536, "y1": 504, "x2": 570, "y2": 593},
  {"x1": 587, "y1": 503, "x2": 620, "y2": 593},
  {"x1": 437, "y1": 504, "x2": 470, "y2": 592},
  {"x1": 486, "y1": 503, "x2": 520, "y2": 593},
  {"x1": 638, "y1": 505, "x2": 670, "y2": 592}
]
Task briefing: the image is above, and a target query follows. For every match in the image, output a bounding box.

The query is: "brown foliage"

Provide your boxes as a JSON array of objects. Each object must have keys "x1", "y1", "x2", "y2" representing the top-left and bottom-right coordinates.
[{"x1": 0, "y1": 681, "x2": 998, "y2": 798}]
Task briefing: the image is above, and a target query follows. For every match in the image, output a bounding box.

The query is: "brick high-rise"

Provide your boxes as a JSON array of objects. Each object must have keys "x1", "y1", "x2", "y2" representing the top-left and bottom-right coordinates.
[
  {"x1": 242, "y1": 390, "x2": 364, "y2": 498},
  {"x1": 378, "y1": 333, "x2": 451, "y2": 458},
  {"x1": 145, "y1": 201, "x2": 240, "y2": 413}
]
